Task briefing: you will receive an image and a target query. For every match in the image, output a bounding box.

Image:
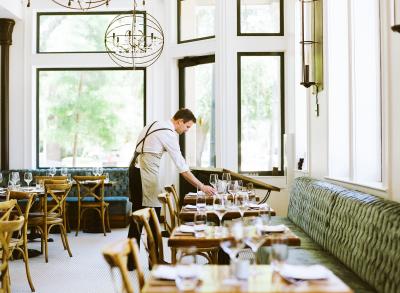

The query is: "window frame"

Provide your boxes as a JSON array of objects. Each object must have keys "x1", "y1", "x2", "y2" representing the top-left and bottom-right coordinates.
[
  {"x1": 177, "y1": 0, "x2": 216, "y2": 44},
  {"x1": 237, "y1": 0, "x2": 284, "y2": 36},
  {"x1": 178, "y1": 55, "x2": 216, "y2": 167},
  {"x1": 237, "y1": 52, "x2": 285, "y2": 176},
  {"x1": 36, "y1": 11, "x2": 132, "y2": 54},
  {"x1": 36, "y1": 67, "x2": 147, "y2": 169}
]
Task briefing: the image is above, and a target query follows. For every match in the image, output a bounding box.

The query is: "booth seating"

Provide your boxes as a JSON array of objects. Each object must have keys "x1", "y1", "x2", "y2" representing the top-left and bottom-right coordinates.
[
  {"x1": 260, "y1": 176, "x2": 400, "y2": 293},
  {"x1": 1, "y1": 168, "x2": 132, "y2": 229}
]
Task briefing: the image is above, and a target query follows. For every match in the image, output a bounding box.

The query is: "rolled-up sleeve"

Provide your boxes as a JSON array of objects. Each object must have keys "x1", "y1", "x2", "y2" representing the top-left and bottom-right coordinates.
[{"x1": 161, "y1": 132, "x2": 190, "y2": 173}]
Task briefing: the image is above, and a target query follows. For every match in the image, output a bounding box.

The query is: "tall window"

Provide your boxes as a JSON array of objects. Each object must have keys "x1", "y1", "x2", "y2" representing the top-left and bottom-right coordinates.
[
  {"x1": 37, "y1": 69, "x2": 145, "y2": 168},
  {"x1": 178, "y1": 55, "x2": 216, "y2": 167},
  {"x1": 178, "y1": 0, "x2": 216, "y2": 43},
  {"x1": 238, "y1": 52, "x2": 284, "y2": 175},
  {"x1": 328, "y1": 0, "x2": 382, "y2": 185},
  {"x1": 238, "y1": 0, "x2": 283, "y2": 36},
  {"x1": 36, "y1": 12, "x2": 146, "y2": 168}
]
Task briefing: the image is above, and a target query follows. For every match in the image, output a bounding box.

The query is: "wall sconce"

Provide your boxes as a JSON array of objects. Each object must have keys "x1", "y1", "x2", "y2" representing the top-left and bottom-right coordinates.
[
  {"x1": 300, "y1": 0, "x2": 323, "y2": 116},
  {"x1": 393, "y1": 0, "x2": 400, "y2": 32}
]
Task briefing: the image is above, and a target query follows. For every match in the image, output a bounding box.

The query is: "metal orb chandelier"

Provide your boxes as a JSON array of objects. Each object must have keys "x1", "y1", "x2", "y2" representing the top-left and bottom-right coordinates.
[
  {"x1": 26, "y1": 0, "x2": 110, "y2": 10},
  {"x1": 104, "y1": 1, "x2": 164, "y2": 68}
]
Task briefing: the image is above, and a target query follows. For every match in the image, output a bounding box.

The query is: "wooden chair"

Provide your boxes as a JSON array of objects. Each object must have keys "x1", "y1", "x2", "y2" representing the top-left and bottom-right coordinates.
[
  {"x1": 103, "y1": 238, "x2": 144, "y2": 293},
  {"x1": 8, "y1": 191, "x2": 37, "y2": 292},
  {"x1": 157, "y1": 192, "x2": 180, "y2": 236},
  {"x1": 28, "y1": 183, "x2": 73, "y2": 262},
  {"x1": 131, "y1": 208, "x2": 166, "y2": 268},
  {"x1": 73, "y1": 175, "x2": 110, "y2": 236},
  {"x1": 0, "y1": 216, "x2": 24, "y2": 293},
  {"x1": 164, "y1": 184, "x2": 181, "y2": 213}
]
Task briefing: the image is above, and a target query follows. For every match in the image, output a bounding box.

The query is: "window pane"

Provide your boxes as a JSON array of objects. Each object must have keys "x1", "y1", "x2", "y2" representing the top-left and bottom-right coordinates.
[
  {"x1": 239, "y1": 54, "x2": 283, "y2": 173},
  {"x1": 38, "y1": 69, "x2": 144, "y2": 167},
  {"x1": 179, "y1": 0, "x2": 216, "y2": 42},
  {"x1": 38, "y1": 13, "x2": 124, "y2": 52},
  {"x1": 184, "y1": 63, "x2": 216, "y2": 167},
  {"x1": 239, "y1": 0, "x2": 282, "y2": 34}
]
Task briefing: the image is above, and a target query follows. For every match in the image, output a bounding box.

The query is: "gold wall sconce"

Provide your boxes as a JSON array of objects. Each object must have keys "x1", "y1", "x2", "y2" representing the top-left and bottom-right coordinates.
[{"x1": 300, "y1": 0, "x2": 323, "y2": 116}]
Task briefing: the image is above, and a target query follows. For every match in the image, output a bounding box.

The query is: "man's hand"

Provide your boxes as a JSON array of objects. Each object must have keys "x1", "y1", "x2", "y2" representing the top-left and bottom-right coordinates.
[{"x1": 201, "y1": 185, "x2": 216, "y2": 196}]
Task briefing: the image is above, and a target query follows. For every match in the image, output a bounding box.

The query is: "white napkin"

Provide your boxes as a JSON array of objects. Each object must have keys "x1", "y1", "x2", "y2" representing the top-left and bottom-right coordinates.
[
  {"x1": 248, "y1": 203, "x2": 269, "y2": 209},
  {"x1": 187, "y1": 191, "x2": 205, "y2": 196},
  {"x1": 280, "y1": 264, "x2": 330, "y2": 280},
  {"x1": 178, "y1": 225, "x2": 195, "y2": 233},
  {"x1": 152, "y1": 265, "x2": 177, "y2": 280},
  {"x1": 184, "y1": 204, "x2": 198, "y2": 210},
  {"x1": 261, "y1": 224, "x2": 287, "y2": 233}
]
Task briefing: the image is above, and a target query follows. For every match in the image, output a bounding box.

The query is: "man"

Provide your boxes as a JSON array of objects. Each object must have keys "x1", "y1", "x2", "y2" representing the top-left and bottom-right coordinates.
[{"x1": 128, "y1": 109, "x2": 215, "y2": 241}]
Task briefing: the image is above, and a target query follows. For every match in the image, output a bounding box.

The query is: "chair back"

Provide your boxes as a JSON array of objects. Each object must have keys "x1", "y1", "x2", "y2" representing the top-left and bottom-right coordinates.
[
  {"x1": 157, "y1": 192, "x2": 180, "y2": 235},
  {"x1": 73, "y1": 175, "x2": 106, "y2": 202},
  {"x1": 131, "y1": 208, "x2": 164, "y2": 267},
  {"x1": 44, "y1": 183, "x2": 72, "y2": 217},
  {"x1": 0, "y1": 200, "x2": 17, "y2": 221},
  {"x1": 35, "y1": 176, "x2": 67, "y2": 185},
  {"x1": 0, "y1": 216, "x2": 24, "y2": 293},
  {"x1": 103, "y1": 238, "x2": 144, "y2": 293},
  {"x1": 164, "y1": 184, "x2": 181, "y2": 212}
]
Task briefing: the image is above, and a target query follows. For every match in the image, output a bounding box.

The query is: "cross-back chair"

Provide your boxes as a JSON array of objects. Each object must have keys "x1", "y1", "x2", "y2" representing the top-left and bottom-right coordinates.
[
  {"x1": 103, "y1": 238, "x2": 144, "y2": 293},
  {"x1": 0, "y1": 216, "x2": 24, "y2": 293},
  {"x1": 157, "y1": 192, "x2": 180, "y2": 236},
  {"x1": 8, "y1": 191, "x2": 37, "y2": 291},
  {"x1": 73, "y1": 175, "x2": 110, "y2": 236},
  {"x1": 131, "y1": 208, "x2": 166, "y2": 269},
  {"x1": 28, "y1": 183, "x2": 73, "y2": 262},
  {"x1": 164, "y1": 184, "x2": 181, "y2": 213}
]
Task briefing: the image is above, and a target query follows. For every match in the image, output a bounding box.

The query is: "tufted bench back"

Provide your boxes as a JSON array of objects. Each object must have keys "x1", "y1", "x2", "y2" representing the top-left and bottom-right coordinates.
[{"x1": 288, "y1": 177, "x2": 400, "y2": 293}]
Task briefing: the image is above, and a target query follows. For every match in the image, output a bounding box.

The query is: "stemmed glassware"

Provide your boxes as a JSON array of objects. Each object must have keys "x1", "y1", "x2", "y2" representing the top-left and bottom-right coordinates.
[
  {"x1": 61, "y1": 167, "x2": 68, "y2": 177},
  {"x1": 98, "y1": 166, "x2": 104, "y2": 176},
  {"x1": 196, "y1": 185, "x2": 206, "y2": 210},
  {"x1": 235, "y1": 192, "x2": 249, "y2": 220},
  {"x1": 213, "y1": 193, "x2": 226, "y2": 228},
  {"x1": 49, "y1": 167, "x2": 57, "y2": 177},
  {"x1": 220, "y1": 221, "x2": 245, "y2": 278},
  {"x1": 244, "y1": 220, "x2": 267, "y2": 265},
  {"x1": 24, "y1": 172, "x2": 33, "y2": 187},
  {"x1": 222, "y1": 172, "x2": 231, "y2": 182},
  {"x1": 270, "y1": 235, "x2": 289, "y2": 272},
  {"x1": 209, "y1": 174, "x2": 218, "y2": 189}
]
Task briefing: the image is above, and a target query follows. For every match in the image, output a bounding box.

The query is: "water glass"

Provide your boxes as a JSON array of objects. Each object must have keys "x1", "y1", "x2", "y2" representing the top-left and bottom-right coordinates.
[
  {"x1": 270, "y1": 236, "x2": 289, "y2": 272},
  {"x1": 196, "y1": 188, "x2": 206, "y2": 210},
  {"x1": 194, "y1": 210, "x2": 206, "y2": 238},
  {"x1": 259, "y1": 205, "x2": 272, "y2": 227},
  {"x1": 175, "y1": 250, "x2": 198, "y2": 291}
]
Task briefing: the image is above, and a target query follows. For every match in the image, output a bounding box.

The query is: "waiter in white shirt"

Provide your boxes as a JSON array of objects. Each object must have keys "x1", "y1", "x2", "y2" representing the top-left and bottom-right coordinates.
[{"x1": 127, "y1": 109, "x2": 215, "y2": 241}]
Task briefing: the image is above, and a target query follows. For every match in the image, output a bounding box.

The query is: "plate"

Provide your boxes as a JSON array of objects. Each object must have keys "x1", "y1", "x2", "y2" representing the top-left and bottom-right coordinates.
[{"x1": 280, "y1": 264, "x2": 330, "y2": 280}]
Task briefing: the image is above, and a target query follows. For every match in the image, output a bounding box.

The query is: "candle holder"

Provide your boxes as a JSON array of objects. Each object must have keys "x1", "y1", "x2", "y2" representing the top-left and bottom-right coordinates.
[
  {"x1": 300, "y1": 0, "x2": 323, "y2": 91},
  {"x1": 393, "y1": 0, "x2": 400, "y2": 33}
]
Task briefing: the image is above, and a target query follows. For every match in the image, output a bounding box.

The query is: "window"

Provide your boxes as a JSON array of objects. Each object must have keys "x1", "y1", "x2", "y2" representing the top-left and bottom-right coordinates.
[
  {"x1": 238, "y1": 0, "x2": 284, "y2": 36},
  {"x1": 238, "y1": 52, "x2": 284, "y2": 175},
  {"x1": 37, "y1": 68, "x2": 145, "y2": 168},
  {"x1": 37, "y1": 12, "x2": 129, "y2": 53},
  {"x1": 178, "y1": 55, "x2": 216, "y2": 168},
  {"x1": 328, "y1": 0, "x2": 382, "y2": 185},
  {"x1": 178, "y1": 0, "x2": 216, "y2": 43}
]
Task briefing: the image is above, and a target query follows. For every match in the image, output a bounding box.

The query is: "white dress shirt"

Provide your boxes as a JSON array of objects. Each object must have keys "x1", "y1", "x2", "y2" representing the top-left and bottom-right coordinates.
[{"x1": 135, "y1": 120, "x2": 190, "y2": 173}]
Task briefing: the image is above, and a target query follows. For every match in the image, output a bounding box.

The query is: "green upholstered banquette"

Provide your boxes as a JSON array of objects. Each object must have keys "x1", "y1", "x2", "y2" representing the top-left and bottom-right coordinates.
[{"x1": 260, "y1": 177, "x2": 400, "y2": 293}]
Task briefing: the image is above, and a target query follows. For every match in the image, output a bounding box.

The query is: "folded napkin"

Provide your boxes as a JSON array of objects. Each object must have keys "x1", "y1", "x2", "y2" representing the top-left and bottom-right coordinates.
[
  {"x1": 178, "y1": 225, "x2": 195, "y2": 233},
  {"x1": 187, "y1": 191, "x2": 206, "y2": 196},
  {"x1": 280, "y1": 264, "x2": 330, "y2": 280},
  {"x1": 184, "y1": 204, "x2": 198, "y2": 210},
  {"x1": 261, "y1": 224, "x2": 287, "y2": 233},
  {"x1": 152, "y1": 265, "x2": 177, "y2": 280},
  {"x1": 248, "y1": 203, "x2": 269, "y2": 209}
]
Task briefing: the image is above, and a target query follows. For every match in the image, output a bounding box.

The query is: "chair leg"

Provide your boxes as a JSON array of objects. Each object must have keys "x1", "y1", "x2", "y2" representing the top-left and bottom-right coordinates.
[
  {"x1": 21, "y1": 246, "x2": 35, "y2": 292},
  {"x1": 75, "y1": 205, "x2": 81, "y2": 236},
  {"x1": 59, "y1": 226, "x2": 67, "y2": 250},
  {"x1": 106, "y1": 207, "x2": 111, "y2": 232},
  {"x1": 61, "y1": 225, "x2": 72, "y2": 258},
  {"x1": 101, "y1": 208, "x2": 106, "y2": 236},
  {"x1": 44, "y1": 225, "x2": 49, "y2": 263}
]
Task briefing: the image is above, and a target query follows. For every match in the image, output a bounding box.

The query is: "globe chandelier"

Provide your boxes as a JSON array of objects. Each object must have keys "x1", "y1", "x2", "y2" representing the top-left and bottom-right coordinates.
[
  {"x1": 104, "y1": 0, "x2": 164, "y2": 68},
  {"x1": 26, "y1": 0, "x2": 111, "y2": 10}
]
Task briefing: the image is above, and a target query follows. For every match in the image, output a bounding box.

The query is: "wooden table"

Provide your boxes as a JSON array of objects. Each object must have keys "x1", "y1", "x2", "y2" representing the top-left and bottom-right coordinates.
[
  {"x1": 168, "y1": 226, "x2": 300, "y2": 263},
  {"x1": 179, "y1": 206, "x2": 276, "y2": 222},
  {"x1": 183, "y1": 193, "x2": 260, "y2": 205},
  {"x1": 142, "y1": 265, "x2": 353, "y2": 293}
]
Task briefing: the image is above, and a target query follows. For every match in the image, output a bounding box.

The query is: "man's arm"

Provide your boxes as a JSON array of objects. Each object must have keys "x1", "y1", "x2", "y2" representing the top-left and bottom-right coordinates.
[{"x1": 180, "y1": 171, "x2": 215, "y2": 196}]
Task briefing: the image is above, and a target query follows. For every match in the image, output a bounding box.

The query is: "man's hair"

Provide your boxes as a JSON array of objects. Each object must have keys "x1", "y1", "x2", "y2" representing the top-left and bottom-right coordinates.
[{"x1": 173, "y1": 108, "x2": 197, "y2": 123}]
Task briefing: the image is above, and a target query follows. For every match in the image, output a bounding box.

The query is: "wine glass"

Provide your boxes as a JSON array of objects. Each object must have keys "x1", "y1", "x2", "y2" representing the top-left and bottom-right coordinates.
[
  {"x1": 61, "y1": 167, "x2": 68, "y2": 177},
  {"x1": 222, "y1": 173, "x2": 231, "y2": 185},
  {"x1": 49, "y1": 167, "x2": 56, "y2": 177},
  {"x1": 175, "y1": 249, "x2": 199, "y2": 291},
  {"x1": 270, "y1": 236, "x2": 289, "y2": 272},
  {"x1": 213, "y1": 194, "x2": 226, "y2": 227},
  {"x1": 235, "y1": 192, "x2": 248, "y2": 220},
  {"x1": 98, "y1": 166, "x2": 104, "y2": 176},
  {"x1": 24, "y1": 172, "x2": 33, "y2": 187},
  {"x1": 0, "y1": 173, "x2": 3, "y2": 186},
  {"x1": 244, "y1": 223, "x2": 267, "y2": 265},
  {"x1": 194, "y1": 210, "x2": 207, "y2": 238},
  {"x1": 92, "y1": 167, "x2": 99, "y2": 176},
  {"x1": 12, "y1": 172, "x2": 20, "y2": 188},
  {"x1": 196, "y1": 186, "x2": 206, "y2": 210},
  {"x1": 209, "y1": 174, "x2": 218, "y2": 189}
]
